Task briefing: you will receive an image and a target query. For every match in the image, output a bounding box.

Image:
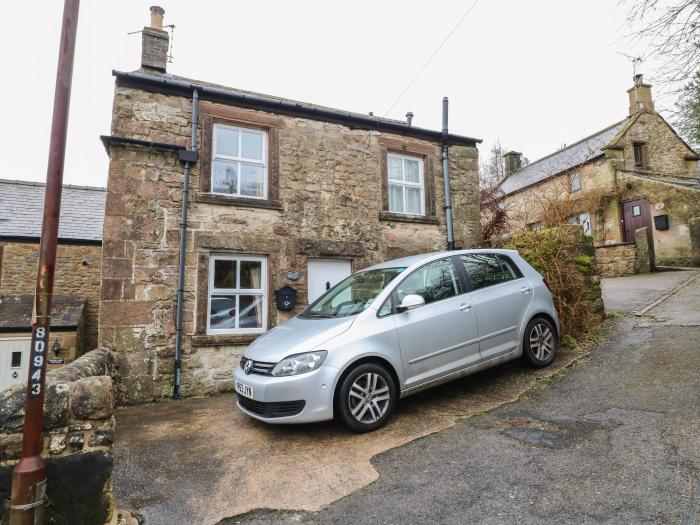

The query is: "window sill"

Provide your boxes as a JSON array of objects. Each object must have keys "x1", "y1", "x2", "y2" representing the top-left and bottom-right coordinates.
[
  {"x1": 379, "y1": 211, "x2": 439, "y2": 225},
  {"x1": 196, "y1": 193, "x2": 283, "y2": 210},
  {"x1": 191, "y1": 333, "x2": 261, "y2": 347}
]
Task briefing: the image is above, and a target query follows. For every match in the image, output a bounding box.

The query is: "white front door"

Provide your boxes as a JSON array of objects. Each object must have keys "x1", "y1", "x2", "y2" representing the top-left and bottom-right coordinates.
[
  {"x1": 307, "y1": 259, "x2": 352, "y2": 304},
  {"x1": 0, "y1": 338, "x2": 31, "y2": 391}
]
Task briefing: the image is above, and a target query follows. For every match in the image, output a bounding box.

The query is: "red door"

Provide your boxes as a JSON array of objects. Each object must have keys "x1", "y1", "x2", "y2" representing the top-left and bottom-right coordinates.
[{"x1": 621, "y1": 197, "x2": 652, "y2": 243}]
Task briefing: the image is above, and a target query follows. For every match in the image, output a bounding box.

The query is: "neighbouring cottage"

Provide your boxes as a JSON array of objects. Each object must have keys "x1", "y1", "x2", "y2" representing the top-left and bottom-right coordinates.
[
  {"x1": 0, "y1": 179, "x2": 105, "y2": 391},
  {"x1": 498, "y1": 76, "x2": 700, "y2": 273},
  {"x1": 99, "y1": 7, "x2": 481, "y2": 403}
]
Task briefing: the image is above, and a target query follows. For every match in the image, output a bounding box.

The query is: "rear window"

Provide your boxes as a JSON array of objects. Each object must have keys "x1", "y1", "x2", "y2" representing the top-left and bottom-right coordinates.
[
  {"x1": 459, "y1": 253, "x2": 522, "y2": 290},
  {"x1": 496, "y1": 255, "x2": 523, "y2": 279}
]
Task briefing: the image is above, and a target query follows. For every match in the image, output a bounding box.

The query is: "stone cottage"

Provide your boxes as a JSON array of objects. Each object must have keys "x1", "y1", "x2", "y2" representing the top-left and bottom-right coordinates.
[
  {"x1": 99, "y1": 8, "x2": 481, "y2": 403},
  {"x1": 498, "y1": 76, "x2": 699, "y2": 272},
  {"x1": 0, "y1": 179, "x2": 105, "y2": 390}
]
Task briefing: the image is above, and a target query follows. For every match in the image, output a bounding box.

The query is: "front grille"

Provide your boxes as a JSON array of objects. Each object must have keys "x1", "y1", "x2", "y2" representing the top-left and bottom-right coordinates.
[
  {"x1": 238, "y1": 396, "x2": 306, "y2": 418},
  {"x1": 240, "y1": 356, "x2": 276, "y2": 376}
]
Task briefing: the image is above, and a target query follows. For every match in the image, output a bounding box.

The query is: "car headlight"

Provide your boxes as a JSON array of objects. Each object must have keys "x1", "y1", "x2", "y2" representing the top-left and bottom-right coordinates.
[{"x1": 271, "y1": 351, "x2": 327, "y2": 377}]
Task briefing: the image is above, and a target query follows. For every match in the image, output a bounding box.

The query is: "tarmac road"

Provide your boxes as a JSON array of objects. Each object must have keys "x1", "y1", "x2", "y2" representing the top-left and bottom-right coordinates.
[{"x1": 231, "y1": 273, "x2": 700, "y2": 524}]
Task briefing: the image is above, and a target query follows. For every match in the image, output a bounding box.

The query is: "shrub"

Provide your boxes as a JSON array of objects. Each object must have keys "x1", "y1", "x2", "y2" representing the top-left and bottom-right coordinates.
[{"x1": 501, "y1": 226, "x2": 601, "y2": 338}]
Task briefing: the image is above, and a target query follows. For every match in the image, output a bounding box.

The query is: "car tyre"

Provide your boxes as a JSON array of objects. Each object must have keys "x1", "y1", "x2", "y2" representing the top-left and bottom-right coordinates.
[
  {"x1": 522, "y1": 316, "x2": 558, "y2": 368},
  {"x1": 336, "y1": 363, "x2": 396, "y2": 433}
]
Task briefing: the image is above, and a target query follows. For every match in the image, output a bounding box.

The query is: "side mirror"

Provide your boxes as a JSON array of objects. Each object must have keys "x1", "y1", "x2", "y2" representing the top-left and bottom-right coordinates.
[{"x1": 396, "y1": 294, "x2": 425, "y2": 313}]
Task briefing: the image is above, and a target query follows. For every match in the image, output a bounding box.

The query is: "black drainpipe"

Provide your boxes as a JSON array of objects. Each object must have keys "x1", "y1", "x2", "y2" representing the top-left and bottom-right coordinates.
[
  {"x1": 173, "y1": 89, "x2": 199, "y2": 399},
  {"x1": 442, "y1": 97, "x2": 455, "y2": 250}
]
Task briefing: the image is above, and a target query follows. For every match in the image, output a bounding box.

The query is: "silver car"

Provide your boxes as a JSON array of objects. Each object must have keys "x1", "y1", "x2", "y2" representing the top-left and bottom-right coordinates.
[{"x1": 234, "y1": 250, "x2": 560, "y2": 432}]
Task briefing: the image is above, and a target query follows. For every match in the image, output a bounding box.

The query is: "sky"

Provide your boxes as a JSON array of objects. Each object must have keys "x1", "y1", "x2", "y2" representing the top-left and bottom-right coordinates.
[{"x1": 1, "y1": 0, "x2": 671, "y2": 188}]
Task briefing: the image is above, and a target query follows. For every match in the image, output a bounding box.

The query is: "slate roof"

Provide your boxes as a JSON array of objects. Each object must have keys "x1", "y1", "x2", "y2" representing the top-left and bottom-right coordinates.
[
  {"x1": 0, "y1": 295, "x2": 85, "y2": 331},
  {"x1": 0, "y1": 179, "x2": 106, "y2": 242},
  {"x1": 114, "y1": 69, "x2": 481, "y2": 146},
  {"x1": 499, "y1": 118, "x2": 631, "y2": 195}
]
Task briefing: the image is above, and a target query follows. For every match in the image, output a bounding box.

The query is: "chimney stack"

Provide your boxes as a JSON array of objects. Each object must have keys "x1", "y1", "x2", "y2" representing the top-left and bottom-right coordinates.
[
  {"x1": 141, "y1": 6, "x2": 168, "y2": 72},
  {"x1": 627, "y1": 74, "x2": 654, "y2": 115},
  {"x1": 503, "y1": 151, "x2": 523, "y2": 174},
  {"x1": 406, "y1": 112, "x2": 414, "y2": 127}
]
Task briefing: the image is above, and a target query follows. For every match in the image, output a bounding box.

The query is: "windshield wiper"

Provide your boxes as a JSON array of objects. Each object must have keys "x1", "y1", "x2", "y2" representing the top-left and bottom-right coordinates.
[{"x1": 302, "y1": 313, "x2": 334, "y2": 319}]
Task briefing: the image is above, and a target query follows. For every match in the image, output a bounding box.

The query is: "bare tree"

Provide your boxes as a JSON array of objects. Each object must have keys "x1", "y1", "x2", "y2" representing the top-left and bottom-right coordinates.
[
  {"x1": 479, "y1": 140, "x2": 507, "y2": 189},
  {"x1": 480, "y1": 184, "x2": 510, "y2": 240},
  {"x1": 624, "y1": 0, "x2": 700, "y2": 147},
  {"x1": 479, "y1": 140, "x2": 529, "y2": 188},
  {"x1": 674, "y1": 72, "x2": 700, "y2": 149},
  {"x1": 625, "y1": 0, "x2": 698, "y2": 87}
]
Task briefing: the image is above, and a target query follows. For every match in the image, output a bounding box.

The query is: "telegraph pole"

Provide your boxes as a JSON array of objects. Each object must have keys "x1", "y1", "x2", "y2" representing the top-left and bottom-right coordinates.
[{"x1": 10, "y1": 0, "x2": 80, "y2": 523}]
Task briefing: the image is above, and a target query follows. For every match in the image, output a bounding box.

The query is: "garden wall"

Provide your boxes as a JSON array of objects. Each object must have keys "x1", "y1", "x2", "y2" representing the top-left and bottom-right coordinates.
[
  {"x1": 0, "y1": 348, "x2": 116, "y2": 524},
  {"x1": 594, "y1": 243, "x2": 636, "y2": 277},
  {"x1": 691, "y1": 217, "x2": 700, "y2": 266},
  {"x1": 594, "y1": 226, "x2": 655, "y2": 277}
]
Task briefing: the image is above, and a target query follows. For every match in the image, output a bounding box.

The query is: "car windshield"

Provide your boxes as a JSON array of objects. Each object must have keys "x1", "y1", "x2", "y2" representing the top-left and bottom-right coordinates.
[{"x1": 300, "y1": 267, "x2": 406, "y2": 318}]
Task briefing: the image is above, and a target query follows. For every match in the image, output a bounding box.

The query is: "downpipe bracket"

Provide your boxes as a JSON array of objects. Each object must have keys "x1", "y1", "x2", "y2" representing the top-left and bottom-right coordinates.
[{"x1": 178, "y1": 149, "x2": 198, "y2": 163}]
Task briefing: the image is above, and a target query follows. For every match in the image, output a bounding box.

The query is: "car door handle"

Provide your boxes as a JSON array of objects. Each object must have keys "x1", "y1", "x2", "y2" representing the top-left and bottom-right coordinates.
[
  {"x1": 520, "y1": 286, "x2": 532, "y2": 294},
  {"x1": 459, "y1": 303, "x2": 472, "y2": 312}
]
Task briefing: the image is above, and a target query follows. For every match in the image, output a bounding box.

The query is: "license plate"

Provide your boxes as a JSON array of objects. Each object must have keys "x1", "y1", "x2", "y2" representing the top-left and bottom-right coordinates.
[{"x1": 235, "y1": 380, "x2": 253, "y2": 399}]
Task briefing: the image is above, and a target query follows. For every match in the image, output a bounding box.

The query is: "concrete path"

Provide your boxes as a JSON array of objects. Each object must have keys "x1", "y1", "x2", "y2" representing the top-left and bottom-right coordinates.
[
  {"x1": 114, "y1": 343, "x2": 588, "y2": 524},
  {"x1": 234, "y1": 274, "x2": 700, "y2": 524},
  {"x1": 601, "y1": 269, "x2": 697, "y2": 313}
]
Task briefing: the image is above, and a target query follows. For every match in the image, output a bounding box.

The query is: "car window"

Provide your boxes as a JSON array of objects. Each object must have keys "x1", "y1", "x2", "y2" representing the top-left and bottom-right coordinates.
[
  {"x1": 300, "y1": 267, "x2": 405, "y2": 318},
  {"x1": 396, "y1": 258, "x2": 462, "y2": 305},
  {"x1": 459, "y1": 254, "x2": 521, "y2": 290},
  {"x1": 377, "y1": 296, "x2": 394, "y2": 317},
  {"x1": 496, "y1": 255, "x2": 523, "y2": 279}
]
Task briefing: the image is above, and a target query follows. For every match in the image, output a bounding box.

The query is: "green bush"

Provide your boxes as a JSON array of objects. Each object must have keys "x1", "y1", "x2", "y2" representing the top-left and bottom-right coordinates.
[{"x1": 501, "y1": 226, "x2": 601, "y2": 338}]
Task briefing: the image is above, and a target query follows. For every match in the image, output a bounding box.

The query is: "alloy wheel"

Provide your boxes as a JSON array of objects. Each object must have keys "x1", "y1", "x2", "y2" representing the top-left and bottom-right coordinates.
[
  {"x1": 529, "y1": 322, "x2": 554, "y2": 362},
  {"x1": 348, "y1": 372, "x2": 391, "y2": 424}
]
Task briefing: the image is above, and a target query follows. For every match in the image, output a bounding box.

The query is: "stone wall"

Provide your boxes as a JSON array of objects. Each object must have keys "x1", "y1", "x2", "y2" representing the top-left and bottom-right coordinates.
[
  {"x1": 505, "y1": 158, "x2": 620, "y2": 237},
  {"x1": 101, "y1": 86, "x2": 481, "y2": 403},
  {"x1": 634, "y1": 226, "x2": 655, "y2": 273},
  {"x1": 594, "y1": 243, "x2": 636, "y2": 277},
  {"x1": 617, "y1": 112, "x2": 697, "y2": 178},
  {"x1": 690, "y1": 217, "x2": 700, "y2": 266},
  {"x1": 0, "y1": 241, "x2": 102, "y2": 351},
  {"x1": 0, "y1": 348, "x2": 116, "y2": 524},
  {"x1": 593, "y1": 226, "x2": 656, "y2": 278},
  {"x1": 616, "y1": 172, "x2": 700, "y2": 266}
]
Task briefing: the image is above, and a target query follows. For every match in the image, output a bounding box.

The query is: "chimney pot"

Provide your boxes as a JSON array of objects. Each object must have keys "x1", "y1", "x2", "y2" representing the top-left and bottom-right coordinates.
[
  {"x1": 406, "y1": 112, "x2": 414, "y2": 127},
  {"x1": 150, "y1": 6, "x2": 165, "y2": 29},
  {"x1": 141, "y1": 6, "x2": 169, "y2": 72}
]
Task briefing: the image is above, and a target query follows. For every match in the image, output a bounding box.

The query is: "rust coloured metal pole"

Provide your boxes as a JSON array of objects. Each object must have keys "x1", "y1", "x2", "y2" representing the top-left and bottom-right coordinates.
[{"x1": 10, "y1": 0, "x2": 80, "y2": 523}]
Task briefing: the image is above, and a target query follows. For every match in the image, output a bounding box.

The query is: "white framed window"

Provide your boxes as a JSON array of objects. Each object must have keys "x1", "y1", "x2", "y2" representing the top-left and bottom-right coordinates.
[
  {"x1": 387, "y1": 153, "x2": 425, "y2": 215},
  {"x1": 568, "y1": 212, "x2": 592, "y2": 236},
  {"x1": 528, "y1": 222, "x2": 542, "y2": 232},
  {"x1": 211, "y1": 123, "x2": 268, "y2": 199},
  {"x1": 207, "y1": 255, "x2": 267, "y2": 335},
  {"x1": 570, "y1": 173, "x2": 582, "y2": 193}
]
